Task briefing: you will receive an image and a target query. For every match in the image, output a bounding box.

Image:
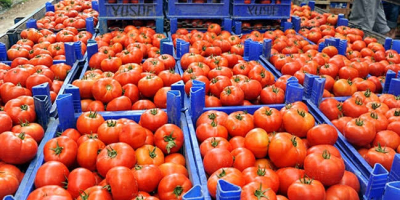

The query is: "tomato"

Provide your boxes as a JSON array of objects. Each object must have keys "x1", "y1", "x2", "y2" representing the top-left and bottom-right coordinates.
[
  {"x1": 260, "y1": 86, "x2": 285, "y2": 104},
  {"x1": 34, "y1": 161, "x2": 69, "y2": 189},
  {"x1": 242, "y1": 166, "x2": 280, "y2": 193},
  {"x1": 154, "y1": 124, "x2": 183, "y2": 154},
  {"x1": 304, "y1": 150, "x2": 345, "y2": 186},
  {"x1": 307, "y1": 124, "x2": 338, "y2": 146},
  {"x1": 360, "y1": 112, "x2": 389, "y2": 132},
  {"x1": 333, "y1": 79, "x2": 357, "y2": 96},
  {"x1": 219, "y1": 86, "x2": 244, "y2": 106},
  {"x1": 159, "y1": 162, "x2": 189, "y2": 178},
  {"x1": 343, "y1": 118, "x2": 376, "y2": 147},
  {"x1": 244, "y1": 128, "x2": 269, "y2": 158},
  {"x1": 138, "y1": 75, "x2": 164, "y2": 98},
  {"x1": 338, "y1": 171, "x2": 360, "y2": 193},
  {"x1": 76, "y1": 186, "x2": 112, "y2": 200},
  {"x1": 27, "y1": 185, "x2": 72, "y2": 200},
  {"x1": 253, "y1": 107, "x2": 282, "y2": 133},
  {"x1": 4, "y1": 96, "x2": 36, "y2": 124},
  {"x1": 287, "y1": 177, "x2": 326, "y2": 200},
  {"x1": 0, "y1": 131, "x2": 36, "y2": 165},
  {"x1": 76, "y1": 111, "x2": 105, "y2": 134},
  {"x1": 207, "y1": 168, "x2": 245, "y2": 198},
  {"x1": 0, "y1": 113, "x2": 12, "y2": 135},
  {"x1": 67, "y1": 168, "x2": 96, "y2": 198},
  {"x1": 158, "y1": 173, "x2": 192, "y2": 200},
  {"x1": 196, "y1": 110, "x2": 228, "y2": 127},
  {"x1": 307, "y1": 145, "x2": 341, "y2": 158},
  {"x1": 77, "y1": 139, "x2": 105, "y2": 171},
  {"x1": 139, "y1": 108, "x2": 168, "y2": 132},
  {"x1": 231, "y1": 147, "x2": 256, "y2": 171},
  {"x1": 268, "y1": 132, "x2": 307, "y2": 168},
  {"x1": 240, "y1": 182, "x2": 277, "y2": 200},
  {"x1": 225, "y1": 111, "x2": 254, "y2": 137},
  {"x1": 365, "y1": 144, "x2": 396, "y2": 171},
  {"x1": 106, "y1": 166, "x2": 138, "y2": 200},
  {"x1": 132, "y1": 165, "x2": 162, "y2": 193},
  {"x1": 196, "y1": 120, "x2": 228, "y2": 143},
  {"x1": 200, "y1": 137, "x2": 231, "y2": 157},
  {"x1": 326, "y1": 184, "x2": 359, "y2": 200},
  {"x1": 165, "y1": 153, "x2": 186, "y2": 166},
  {"x1": 12, "y1": 121, "x2": 44, "y2": 143},
  {"x1": 322, "y1": 46, "x2": 338, "y2": 57},
  {"x1": 319, "y1": 98, "x2": 343, "y2": 120},
  {"x1": 136, "y1": 145, "x2": 164, "y2": 166},
  {"x1": 106, "y1": 96, "x2": 132, "y2": 111},
  {"x1": 180, "y1": 53, "x2": 205, "y2": 70},
  {"x1": 0, "y1": 171, "x2": 19, "y2": 199},
  {"x1": 119, "y1": 122, "x2": 146, "y2": 150},
  {"x1": 276, "y1": 167, "x2": 306, "y2": 196},
  {"x1": 282, "y1": 109, "x2": 315, "y2": 138},
  {"x1": 132, "y1": 100, "x2": 156, "y2": 110},
  {"x1": 203, "y1": 148, "x2": 233, "y2": 175},
  {"x1": 96, "y1": 142, "x2": 136, "y2": 177},
  {"x1": 92, "y1": 78, "x2": 123, "y2": 103},
  {"x1": 0, "y1": 82, "x2": 32, "y2": 104}
]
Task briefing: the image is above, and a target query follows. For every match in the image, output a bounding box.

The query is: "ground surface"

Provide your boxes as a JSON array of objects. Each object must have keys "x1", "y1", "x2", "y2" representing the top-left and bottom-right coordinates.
[{"x1": 0, "y1": 0, "x2": 49, "y2": 35}]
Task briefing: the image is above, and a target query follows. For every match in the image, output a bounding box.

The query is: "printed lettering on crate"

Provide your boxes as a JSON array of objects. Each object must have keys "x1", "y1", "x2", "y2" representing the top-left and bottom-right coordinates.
[
  {"x1": 247, "y1": 5, "x2": 279, "y2": 16},
  {"x1": 108, "y1": 4, "x2": 156, "y2": 17}
]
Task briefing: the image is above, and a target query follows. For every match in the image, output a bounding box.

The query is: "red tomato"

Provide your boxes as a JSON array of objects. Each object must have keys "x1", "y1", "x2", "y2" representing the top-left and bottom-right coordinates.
[
  {"x1": 76, "y1": 186, "x2": 112, "y2": 200},
  {"x1": 96, "y1": 143, "x2": 136, "y2": 177},
  {"x1": 326, "y1": 184, "x2": 359, "y2": 200},
  {"x1": 282, "y1": 109, "x2": 315, "y2": 138},
  {"x1": 11, "y1": 122, "x2": 44, "y2": 143},
  {"x1": 154, "y1": 124, "x2": 184, "y2": 154},
  {"x1": 139, "y1": 108, "x2": 168, "y2": 133},
  {"x1": 287, "y1": 177, "x2": 326, "y2": 200},
  {"x1": 231, "y1": 147, "x2": 256, "y2": 171},
  {"x1": 343, "y1": 118, "x2": 376, "y2": 147},
  {"x1": 304, "y1": 150, "x2": 345, "y2": 186},
  {"x1": 244, "y1": 128, "x2": 269, "y2": 158},
  {"x1": 240, "y1": 182, "x2": 277, "y2": 200},
  {"x1": 158, "y1": 174, "x2": 192, "y2": 200},
  {"x1": 106, "y1": 166, "x2": 138, "y2": 200},
  {"x1": 132, "y1": 165, "x2": 162, "y2": 193},
  {"x1": 242, "y1": 166, "x2": 280, "y2": 193},
  {"x1": 27, "y1": 186, "x2": 72, "y2": 200},
  {"x1": 307, "y1": 124, "x2": 338, "y2": 146},
  {"x1": 268, "y1": 133, "x2": 307, "y2": 168},
  {"x1": 200, "y1": 137, "x2": 232, "y2": 157},
  {"x1": 34, "y1": 161, "x2": 69, "y2": 188},
  {"x1": 253, "y1": 107, "x2": 282, "y2": 133},
  {"x1": 76, "y1": 111, "x2": 105, "y2": 135},
  {"x1": 276, "y1": 167, "x2": 306, "y2": 196},
  {"x1": 92, "y1": 78, "x2": 123, "y2": 103},
  {"x1": 365, "y1": 144, "x2": 396, "y2": 171},
  {"x1": 203, "y1": 148, "x2": 233, "y2": 175},
  {"x1": 225, "y1": 111, "x2": 254, "y2": 137},
  {"x1": 220, "y1": 86, "x2": 245, "y2": 106},
  {"x1": 67, "y1": 168, "x2": 96, "y2": 198}
]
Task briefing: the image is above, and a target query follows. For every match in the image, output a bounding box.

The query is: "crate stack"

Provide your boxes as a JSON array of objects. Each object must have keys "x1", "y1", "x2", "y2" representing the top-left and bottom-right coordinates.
[
  {"x1": 230, "y1": 0, "x2": 292, "y2": 34},
  {"x1": 98, "y1": 0, "x2": 164, "y2": 33},
  {"x1": 166, "y1": 0, "x2": 233, "y2": 34}
]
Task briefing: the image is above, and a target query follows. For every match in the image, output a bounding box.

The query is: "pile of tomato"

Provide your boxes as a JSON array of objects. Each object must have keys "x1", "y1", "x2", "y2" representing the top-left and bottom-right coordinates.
[
  {"x1": 0, "y1": 95, "x2": 45, "y2": 199},
  {"x1": 36, "y1": 0, "x2": 99, "y2": 30},
  {"x1": 25, "y1": 109, "x2": 193, "y2": 200},
  {"x1": 320, "y1": 91, "x2": 400, "y2": 171},
  {"x1": 291, "y1": 4, "x2": 339, "y2": 28},
  {"x1": 194, "y1": 101, "x2": 360, "y2": 199}
]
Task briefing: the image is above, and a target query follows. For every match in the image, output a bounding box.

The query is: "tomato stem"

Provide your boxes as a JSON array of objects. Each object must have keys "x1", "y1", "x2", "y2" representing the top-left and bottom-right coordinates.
[
  {"x1": 257, "y1": 166, "x2": 266, "y2": 176},
  {"x1": 291, "y1": 136, "x2": 298, "y2": 147},
  {"x1": 20, "y1": 104, "x2": 28, "y2": 111},
  {"x1": 322, "y1": 150, "x2": 331, "y2": 159},
  {"x1": 134, "y1": 165, "x2": 143, "y2": 170},
  {"x1": 217, "y1": 169, "x2": 226, "y2": 178},
  {"x1": 211, "y1": 137, "x2": 220, "y2": 148},
  {"x1": 18, "y1": 132, "x2": 26, "y2": 140},
  {"x1": 150, "y1": 108, "x2": 158, "y2": 115},
  {"x1": 50, "y1": 141, "x2": 64, "y2": 156},
  {"x1": 173, "y1": 186, "x2": 184, "y2": 197},
  {"x1": 355, "y1": 118, "x2": 364, "y2": 126},
  {"x1": 375, "y1": 143, "x2": 388, "y2": 153},
  {"x1": 164, "y1": 132, "x2": 177, "y2": 154},
  {"x1": 107, "y1": 120, "x2": 117, "y2": 127},
  {"x1": 149, "y1": 146, "x2": 158, "y2": 158},
  {"x1": 106, "y1": 146, "x2": 117, "y2": 158},
  {"x1": 253, "y1": 183, "x2": 270, "y2": 200}
]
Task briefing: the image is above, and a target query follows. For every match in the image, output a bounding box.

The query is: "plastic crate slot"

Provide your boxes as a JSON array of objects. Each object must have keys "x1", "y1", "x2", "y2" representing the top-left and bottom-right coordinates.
[
  {"x1": 183, "y1": 185, "x2": 205, "y2": 200},
  {"x1": 388, "y1": 78, "x2": 400, "y2": 96},
  {"x1": 388, "y1": 154, "x2": 400, "y2": 183},
  {"x1": 33, "y1": 95, "x2": 51, "y2": 130},
  {"x1": 216, "y1": 179, "x2": 241, "y2": 200},
  {"x1": 382, "y1": 181, "x2": 400, "y2": 200},
  {"x1": 365, "y1": 164, "x2": 389, "y2": 200},
  {"x1": 384, "y1": 70, "x2": 397, "y2": 93}
]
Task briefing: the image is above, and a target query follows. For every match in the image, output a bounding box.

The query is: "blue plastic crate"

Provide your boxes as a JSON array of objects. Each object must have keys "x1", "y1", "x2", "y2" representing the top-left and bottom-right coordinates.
[
  {"x1": 4, "y1": 89, "x2": 204, "y2": 200},
  {"x1": 167, "y1": 0, "x2": 230, "y2": 19},
  {"x1": 98, "y1": 0, "x2": 164, "y2": 34},
  {"x1": 2, "y1": 94, "x2": 53, "y2": 200},
  {"x1": 231, "y1": 0, "x2": 291, "y2": 20},
  {"x1": 185, "y1": 85, "x2": 389, "y2": 199},
  {"x1": 98, "y1": 0, "x2": 163, "y2": 18}
]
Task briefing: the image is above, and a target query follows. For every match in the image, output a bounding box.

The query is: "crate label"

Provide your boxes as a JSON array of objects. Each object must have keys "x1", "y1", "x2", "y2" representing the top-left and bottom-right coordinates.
[
  {"x1": 247, "y1": 6, "x2": 279, "y2": 16},
  {"x1": 107, "y1": 5, "x2": 156, "y2": 17}
]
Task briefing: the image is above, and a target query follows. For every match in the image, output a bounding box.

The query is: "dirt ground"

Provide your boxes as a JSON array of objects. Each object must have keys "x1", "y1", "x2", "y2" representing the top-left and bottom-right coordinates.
[{"x1": 0, "y1": 0, "x2": 49, "y2": 35}]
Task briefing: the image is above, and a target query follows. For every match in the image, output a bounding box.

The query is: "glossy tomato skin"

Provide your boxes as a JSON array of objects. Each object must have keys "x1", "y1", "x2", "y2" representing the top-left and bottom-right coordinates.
[
  {"x1": 304, "y1": 150, "x2": 345, "y2": 186},
  {"x1": 34, "y1": 161, "x2": 69, "y2": 188},
  {"x1": 27, "y1": 185, "x2": 72, "y2": 200},
  {"x1": 132, "y1": 164, "x2": 162, "y2": 193},
  {"x1": 225, "y1": 111, "x2": 254, "y2": 137},
  {"x1": 287, "y1": 178, "x2": 326, "y2": 200},
  {"x1": 158, "y1": 173, "x2": 192, "y2": 200},
  {"x1": 106, "y1": 166, "x2": 138, "y2": 200},
  {"x1": 244, "y1": 128, "x2": 269, "y2": 158},
  {"x1": 92, "y1": 78, "x2": 123, "y2": 103},
  {"x1": 203, "y1": 148, "x2": 233, "y2": 175},
  {"x1": 253, "y1": 107, "x2": 282, "y2": 133},
  {"x1": 0, "y1": 131, "x2": 38, "y2": 164},
  {"x1": 67, "y1": 168, "x2": 96, "y2": 198},
  {"x1": 276, "y1": 167, "x2": 306, "y2": 196},
  {"x1": 319, "y1": 98, "x2": 343, "y2": 121},
  {"x1": 76, "y1": 111, "x2": 105, "y2": 135},
  {"x1": 339, "y1": 171, "x2": 361, "y2": 193},
  {"x1": 268, "y1": 133, "x2": 307, "y2": 168},
  {"x1": 0, "y1": 171, "x2": 19, "y2": 199},
  {"x1": 43, "y1": 136, "x2": 77, "y2": 168},
  {"x1": 96, "y1": 142, "x2": 136, "y2": 177},
  {"x1": 220, "y1": 86, "x2": 245, "y2": 106},
  {"x1": 76, "y1": 186, "x2": 113, "y2": 200},
  {"x1": 343, "y1": 118, "x2": 376, "y2": 147},
  {"x1": 282, "y1": 109, "x2": 315, "y2": 138},
  {"x1": 77, "y1": 139, "x2": 106, "y2": 171},
  {"x1": 365, "y1": 145, "x2": 396, "y2": 171},
  {"x1": 154, "y1": 124, "x2": 184, "y2": 154},
  {"x1": 326, "y1": 184, "x2": 359, "y2": 200},
  {"x1": 307, "y1": 124, "x2": 338, "y2": 146},
  {"x1": 231, "y1": 147, "x2": 256, "y2": 172},
  {"x1": 242, "y1": 166, "x2": 280, "y2": 193},
  {"x1": 139, "y1": 108, "x2": 168, "y2": 132},
  {"x1": 240, "y1": 182, "x2": 277, "y2": 200}
]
